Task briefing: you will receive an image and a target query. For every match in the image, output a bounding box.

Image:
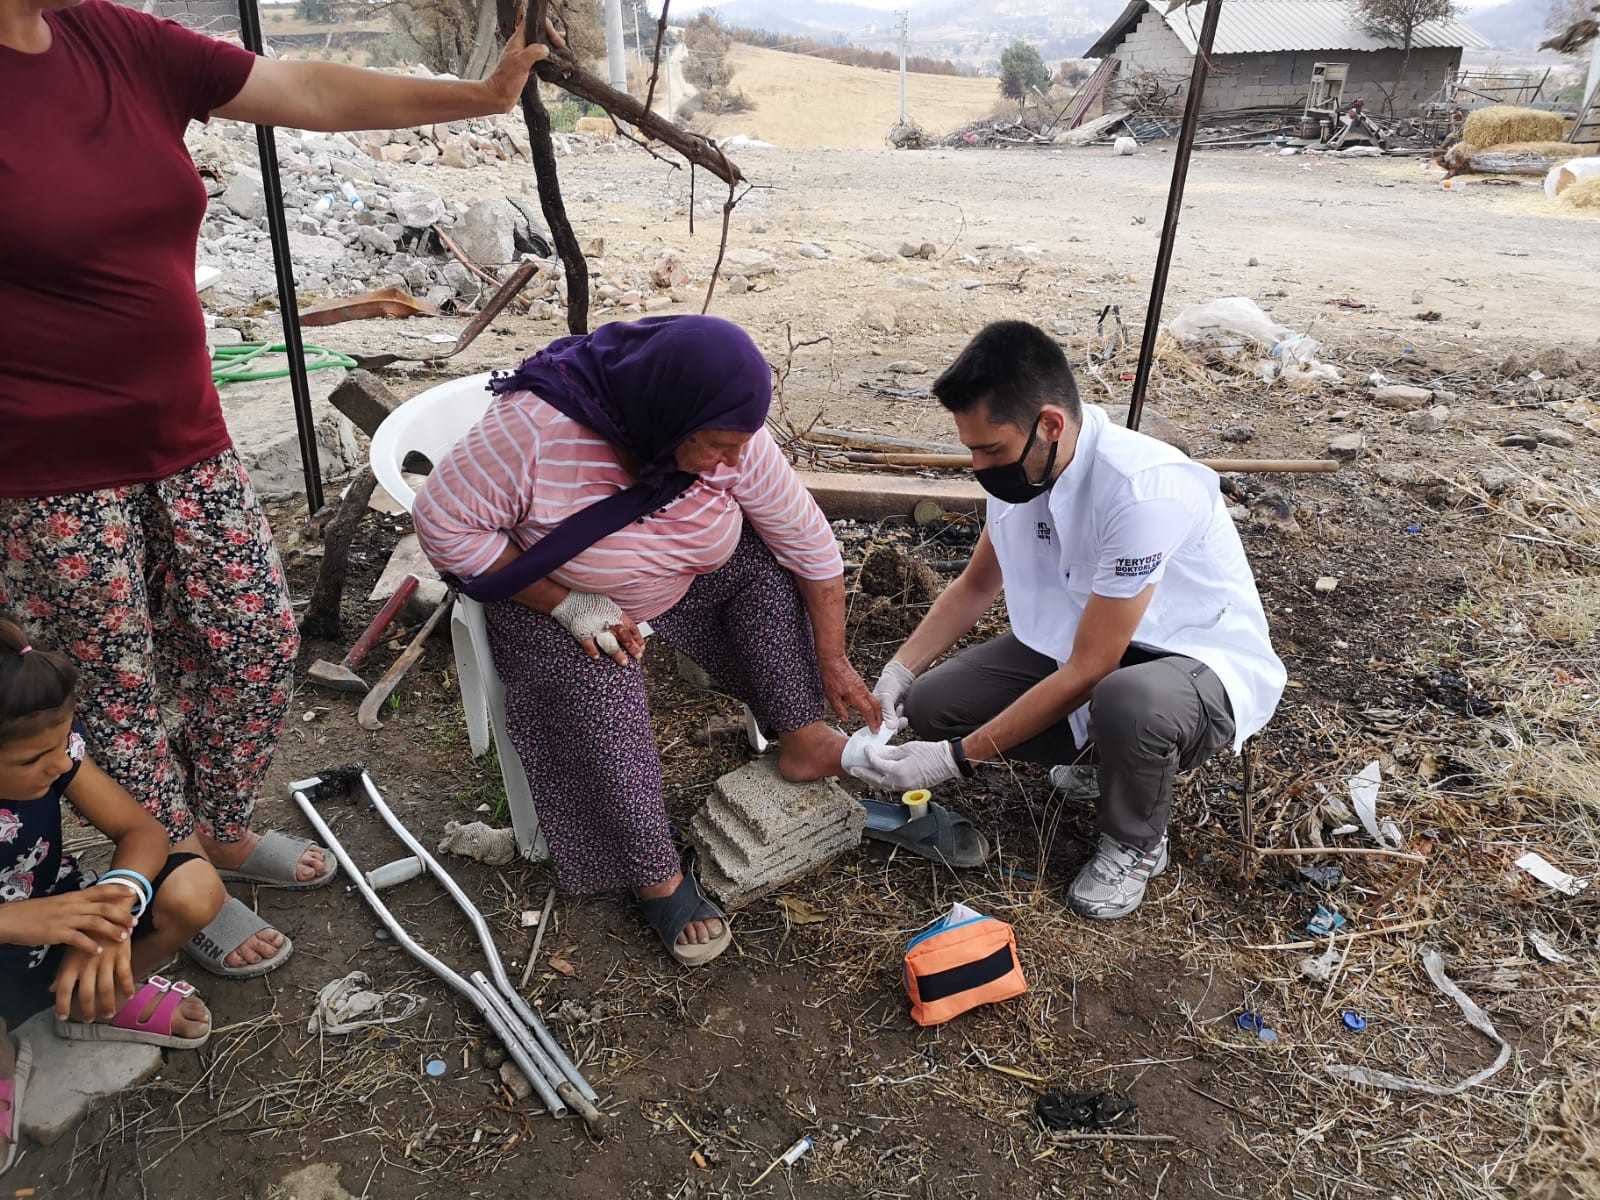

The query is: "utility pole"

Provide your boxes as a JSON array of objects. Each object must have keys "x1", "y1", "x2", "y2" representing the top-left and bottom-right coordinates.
[
  {"x1": 632, "y1": 2, "x2": 644, "y2": 68},
  {"x1": 897, "y1": 9, "x2": 908, "y2": 125},
  {"x1": 603, "y1": 0, "x2": 628, "y2": 94}
]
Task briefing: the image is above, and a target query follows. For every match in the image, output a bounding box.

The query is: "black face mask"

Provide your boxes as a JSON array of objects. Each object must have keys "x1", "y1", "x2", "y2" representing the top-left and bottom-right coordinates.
[{"x1": 974, "y1": 414, "x2": 1059, "y2": 504}]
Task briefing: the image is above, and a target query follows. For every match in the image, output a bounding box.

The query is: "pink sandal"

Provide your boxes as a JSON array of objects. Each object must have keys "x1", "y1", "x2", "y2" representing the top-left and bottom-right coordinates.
[
  {"x1": 1, "y1": 1037, "x2": 33, "y2": 1174},
  {"x1": 54, "y1": 975, "x2": 211, "y2": 1050}
]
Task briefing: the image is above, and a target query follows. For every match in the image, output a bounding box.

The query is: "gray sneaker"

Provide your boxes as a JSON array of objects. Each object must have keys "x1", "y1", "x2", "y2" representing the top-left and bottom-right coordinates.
[
  {"x1": 1068, "y1": 834, "x2": 1169, "y2": 919},
  {"x1": 1048, "y1": 764, "x2": 1101, "y2": 802}
]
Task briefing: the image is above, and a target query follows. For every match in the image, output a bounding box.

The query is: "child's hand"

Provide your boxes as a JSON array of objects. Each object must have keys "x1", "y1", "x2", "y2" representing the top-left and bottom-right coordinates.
[
  {"x1": 0, "y1": 886, "x2": 138, "y2": 953},
  {"x1": 53, "y1": 935, "x2": 136, "y2": 1024}
]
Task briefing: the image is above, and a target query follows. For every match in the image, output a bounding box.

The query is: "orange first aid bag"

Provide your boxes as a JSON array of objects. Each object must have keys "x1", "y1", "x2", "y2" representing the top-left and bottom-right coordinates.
[{"x1": 903, "y1": 903, "x2": 1028, "y2": 1027}]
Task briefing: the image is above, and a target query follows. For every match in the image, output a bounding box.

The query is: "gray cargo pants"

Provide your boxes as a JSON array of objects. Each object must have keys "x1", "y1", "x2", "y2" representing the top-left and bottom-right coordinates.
[{"x1": 903, "y1": 635, "x2": 1236, "y2": 850}]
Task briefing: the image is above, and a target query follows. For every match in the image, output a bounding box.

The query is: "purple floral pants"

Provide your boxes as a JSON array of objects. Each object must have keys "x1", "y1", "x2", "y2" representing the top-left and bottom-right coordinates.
[
  {"x1": 487, "y1": 525, "x2": 824, "y2": 894},
  {"x1": 0, "y1": 450, "x2": 298, "y2": 843}
]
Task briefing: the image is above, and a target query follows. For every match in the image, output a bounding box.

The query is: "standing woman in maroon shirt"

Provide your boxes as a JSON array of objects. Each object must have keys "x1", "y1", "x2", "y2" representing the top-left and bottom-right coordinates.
[{"x1": 0, "y1": 0, "x2": 545, "y2": 977}]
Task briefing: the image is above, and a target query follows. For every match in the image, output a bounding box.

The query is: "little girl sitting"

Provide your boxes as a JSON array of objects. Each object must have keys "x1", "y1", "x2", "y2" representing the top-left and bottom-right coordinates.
[{"x1": 0, "y1": 619, "x2": 225, "y2": 1173}]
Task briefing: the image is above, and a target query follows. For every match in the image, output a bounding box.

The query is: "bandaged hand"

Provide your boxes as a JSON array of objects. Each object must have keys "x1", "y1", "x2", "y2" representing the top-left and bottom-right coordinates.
[
  {"x1": 852, "y1": 737, "x2": 960, "y2": 792},
  {"x1": 870, "y1": 661, "x2": 917, "y2": 721},
  {"x1": 551, "y1": 590, "x2": 639, "y2": 666}
]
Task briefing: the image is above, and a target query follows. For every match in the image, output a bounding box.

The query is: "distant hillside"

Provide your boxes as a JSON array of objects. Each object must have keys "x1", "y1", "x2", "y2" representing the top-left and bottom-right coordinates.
[{"x1": 707, "y1": 0, "x2": 1126, "y2": 70}]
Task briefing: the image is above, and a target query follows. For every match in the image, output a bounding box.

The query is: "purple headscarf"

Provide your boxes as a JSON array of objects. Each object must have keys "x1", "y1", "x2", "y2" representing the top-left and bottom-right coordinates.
[{"x1": 452, "y1": 316, "x2": 772, "y2": 603}]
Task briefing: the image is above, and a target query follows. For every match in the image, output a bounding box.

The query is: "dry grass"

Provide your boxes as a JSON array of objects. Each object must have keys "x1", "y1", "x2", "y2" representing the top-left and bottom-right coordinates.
[
  {"x1": 1562, "y1": 176, "x2": 1600, "y2": 210},
  {"x1": 1462, "y1": 106, "x2": 1566, "y2": 148}
]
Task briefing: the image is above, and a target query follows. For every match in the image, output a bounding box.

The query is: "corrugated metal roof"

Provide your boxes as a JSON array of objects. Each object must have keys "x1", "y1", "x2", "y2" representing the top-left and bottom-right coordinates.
[{"x1": 1087, "y1": 0, "x2": 1490, "y2": 58}]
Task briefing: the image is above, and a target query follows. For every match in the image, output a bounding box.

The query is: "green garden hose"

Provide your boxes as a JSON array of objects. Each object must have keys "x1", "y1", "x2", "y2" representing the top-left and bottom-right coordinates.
[{"x1": 211, "y1": 342, "x2": 357, "y2": 387}]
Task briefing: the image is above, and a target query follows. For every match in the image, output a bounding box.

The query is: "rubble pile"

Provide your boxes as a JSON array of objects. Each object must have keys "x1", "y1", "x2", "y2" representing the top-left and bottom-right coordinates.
[{"x1": 187, "y1": 115, "x2": 657, "y2": 319}]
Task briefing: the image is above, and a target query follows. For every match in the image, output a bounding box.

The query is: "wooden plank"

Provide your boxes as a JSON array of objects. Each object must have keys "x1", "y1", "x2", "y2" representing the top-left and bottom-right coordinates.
[{"x1": 1065, "y1": 57, "x2": 1119, "y2": 131}]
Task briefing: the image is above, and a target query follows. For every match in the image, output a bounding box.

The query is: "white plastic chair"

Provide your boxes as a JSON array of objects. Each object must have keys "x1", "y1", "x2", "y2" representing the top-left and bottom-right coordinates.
[
  {"x1": 370, "y1": 373, "x2": 771, "y2": 861},
  {"x1": 369, "y1": 372, "x2": 550, "y2": 861}
]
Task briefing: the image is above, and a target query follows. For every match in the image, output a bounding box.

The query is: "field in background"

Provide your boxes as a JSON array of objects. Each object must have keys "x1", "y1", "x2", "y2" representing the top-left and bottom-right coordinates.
[{"x1": 692, "y1": 44, "x2": 1000, "y2": 149}]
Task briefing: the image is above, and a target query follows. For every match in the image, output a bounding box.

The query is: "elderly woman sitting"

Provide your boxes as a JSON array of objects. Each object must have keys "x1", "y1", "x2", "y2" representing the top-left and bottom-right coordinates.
[{"x1": 413, "y1": 317, "x2": 880, "y2": 967}]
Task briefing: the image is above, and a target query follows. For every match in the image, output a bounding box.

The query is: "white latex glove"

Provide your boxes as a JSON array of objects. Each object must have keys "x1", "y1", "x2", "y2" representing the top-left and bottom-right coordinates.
[
  {"x1": 870, "y1": 661, "x2": 917, "y2": 721},
  {"x1": 551, "y1": 590, "x2": 628, "y2": 660},
  {"x1": 852, "y1": 738, "x2": 960, "y2": 792}
]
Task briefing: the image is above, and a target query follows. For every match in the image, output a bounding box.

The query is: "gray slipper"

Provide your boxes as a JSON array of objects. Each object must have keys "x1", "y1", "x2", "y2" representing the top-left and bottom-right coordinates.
[
  {"x1": 862, "y1": 800, "x2": 991, "y2": 869},
  {"x1": 637, "y1": 860, "x2": 732, "y2": 968},
  {"x1": 184, "y1": 897, "x2": 294, "y2": 979},
  {"x1": 215, "y1": 830, "x2": 337, "y2": 890}
]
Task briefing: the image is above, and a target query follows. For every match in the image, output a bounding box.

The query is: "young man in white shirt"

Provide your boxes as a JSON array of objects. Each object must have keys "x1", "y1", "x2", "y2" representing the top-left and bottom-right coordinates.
[{"x1": 852, "y1": 321, "x2": 1286, "y2": 919}]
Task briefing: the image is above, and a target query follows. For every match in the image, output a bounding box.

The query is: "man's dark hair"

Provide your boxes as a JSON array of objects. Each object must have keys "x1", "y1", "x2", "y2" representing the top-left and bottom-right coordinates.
[{"x1": 932, "y1": 321, "x2": 1081, "y2": 428}]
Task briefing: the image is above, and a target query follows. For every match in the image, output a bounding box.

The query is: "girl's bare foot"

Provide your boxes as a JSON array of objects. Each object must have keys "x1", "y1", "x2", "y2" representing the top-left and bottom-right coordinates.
[
  {"x1": 636, "y1": 873, "x2": 723, "y2": 945},
  {"x1": 777, "y1": 722, "x2": 846, "y2": 782}
]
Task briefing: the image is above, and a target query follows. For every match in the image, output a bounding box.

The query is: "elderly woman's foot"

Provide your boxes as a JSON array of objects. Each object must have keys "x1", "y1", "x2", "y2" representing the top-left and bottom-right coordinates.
[
  {"x1": 637, "y1": 873, "x2": 724, "y2": 946},
  {"x1": 777, "y1": 722, "x2": 846, "y2": 782}
]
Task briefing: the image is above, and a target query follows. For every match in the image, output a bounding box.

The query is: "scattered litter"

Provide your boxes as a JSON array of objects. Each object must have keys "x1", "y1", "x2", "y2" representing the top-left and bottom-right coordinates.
[
  {"x1": 1300, "y1": 939, "x2": 1339, "y2": 982},
  {"x1": 436, "y1": 820, "x2": 518, "y2": 866},
  {"x1": 547, "y1": 954, "x2": 577, "y2": 977},
  {"x1": 1168, "y1": 296, "x2": 1339, "y2": 386},
  {"x1": 1527, "y1": 929, "x2": 1573, "y2": 963},
  {"x1": 1515, "y1": 852, "x2": 1590, "y2": 897},
  {"x1": 1236, "y1": 1011, "x2": 1278, "y2": 1042},
  {"x1": 1297, "y1": 865, "x2": 1343, "y2": 889},
  {"x1": 520, "y1": 910, "x2": 541, "y2": 929},
  {"x1": 1341, "y1": 1011, "x2": 1367, "y2": 1032},
  {"x1": 424, "y1": 1057, "x2": 448, "y2": 1078},
  {"x1": 1314, "y1": 576, "x2": 1339, "y2": 593},
  {"x1": 1326, "y1": 948, "x2": 1510, "y2": 1095},
  {"x1": 749, "y1": 1136, "x2": 814, "y2": 1187},
  {"x1": 1405, "y1": 523, "x2": 1424, "y2": 535},
  {"x1": 1347, "y1": 761, "x2": 1404, "y2": 850},
  {"x1": 1114, "y1": 136, "x2": 1138, "y2": 156},
  {"x1": 1307, "y1": 905, "x2": 1348, "y2": 937},
  {"x1": 308, "y1": 971, "x2": 425, "y2": 1035},
  {"x1": 1036, "y1": 1089, "x2": 1138, "y2": 1132}
]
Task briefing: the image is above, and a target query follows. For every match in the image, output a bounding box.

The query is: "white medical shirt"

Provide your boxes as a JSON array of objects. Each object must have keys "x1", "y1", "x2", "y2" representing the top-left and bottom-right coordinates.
[{"x1": 986, "y1": 404, "x2": 1286, "y2": 750}]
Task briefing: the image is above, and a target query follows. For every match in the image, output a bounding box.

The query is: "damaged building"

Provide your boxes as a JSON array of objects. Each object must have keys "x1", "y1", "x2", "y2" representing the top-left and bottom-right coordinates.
[{"x1": 1085, "y1": 0, "x2": 1491, "y2": 114}]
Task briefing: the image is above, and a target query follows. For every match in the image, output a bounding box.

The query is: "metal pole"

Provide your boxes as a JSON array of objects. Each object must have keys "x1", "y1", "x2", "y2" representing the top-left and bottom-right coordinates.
[
  {"x1": 235, "y1": 0, "x2": 324, "y2": 512},
  {"x1": 603, "y1": 0, "x2": 628, "y2": 93},
  {"x1": 632, "y1": 1, "x2": 644, "y2": 67},
  {"x1": 897, "y1": 10, "x2": 908, "y2": 125},
  {"x1": 1125, "y1": 0, "x2": 1224, "y2": 433}
]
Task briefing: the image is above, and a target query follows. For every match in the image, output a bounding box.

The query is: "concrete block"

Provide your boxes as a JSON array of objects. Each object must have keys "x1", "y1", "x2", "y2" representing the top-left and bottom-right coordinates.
[
  {"x1": 219, "y1": 367, "x2": 361, "y2": 501},
  {"x1": 688, "y1": 758, "x2": 864, "y2": 909},
  {"x1": 368, "y1": 533, "x2": 447, "y2": 608},
  {"x1": 15, "y1": 1011, "x2": 163, "y2": 1146}
]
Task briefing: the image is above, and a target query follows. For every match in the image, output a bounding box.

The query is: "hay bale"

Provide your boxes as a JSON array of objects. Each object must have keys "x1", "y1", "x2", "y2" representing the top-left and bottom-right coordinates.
[
  {"x1": 1462, "y1": 106, "x2": 1564, "y2": 149},
  {"x1": 1561, "y1": 176, "x2": 1600, "y2": 210}
]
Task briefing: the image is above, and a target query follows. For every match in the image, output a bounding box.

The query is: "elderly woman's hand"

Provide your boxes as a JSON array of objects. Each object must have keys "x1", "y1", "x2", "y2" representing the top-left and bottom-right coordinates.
[
  {"x1": 551, "y1": 590, "x2": 644, "y2": 667},
  {"x1": 819, "y1": 653, "x2": 883, "y2": 731}
]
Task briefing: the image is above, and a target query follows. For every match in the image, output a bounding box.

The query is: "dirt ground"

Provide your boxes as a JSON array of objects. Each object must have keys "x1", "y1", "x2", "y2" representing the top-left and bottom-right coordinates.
[{"x1": 12, "y1": 143, "x2": 1600, "y2": 1199}]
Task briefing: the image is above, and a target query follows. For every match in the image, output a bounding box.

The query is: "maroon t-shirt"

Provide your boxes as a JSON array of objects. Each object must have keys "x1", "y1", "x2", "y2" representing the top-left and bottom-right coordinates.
[{"x1": 0, "y1": 0, "x2": 256, "y2": 498}]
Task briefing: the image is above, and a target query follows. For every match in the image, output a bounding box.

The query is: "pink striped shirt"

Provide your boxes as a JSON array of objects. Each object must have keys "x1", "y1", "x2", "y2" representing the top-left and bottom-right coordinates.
[{"x1": 412, "y1": 390, "x2": 844, "y2": 622}]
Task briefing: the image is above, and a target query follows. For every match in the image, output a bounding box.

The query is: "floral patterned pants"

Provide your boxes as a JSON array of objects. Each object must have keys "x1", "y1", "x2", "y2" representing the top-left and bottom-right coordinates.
[{"x1": 0, "y1": 451, "x2": 298, "y2": 843}]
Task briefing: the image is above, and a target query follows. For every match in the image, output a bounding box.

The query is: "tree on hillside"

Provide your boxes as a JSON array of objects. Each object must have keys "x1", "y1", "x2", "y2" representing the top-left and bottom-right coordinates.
[
  {"x1": 1357, "y1": 0, "x2": 1458, "y2": 78},
  {"x1": 681, "y1": 13, "x2": 749, "y2": 114},
  {"x1": 999, "y1": 41, "x2": 1051, "y2": 108}
]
